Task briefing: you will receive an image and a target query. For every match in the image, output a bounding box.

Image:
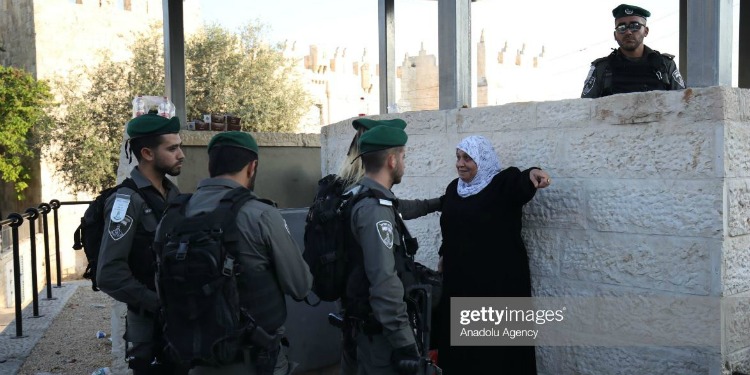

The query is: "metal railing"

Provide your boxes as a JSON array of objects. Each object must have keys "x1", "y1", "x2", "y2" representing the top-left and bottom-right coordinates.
[{"x1": 0, "y1": 199, "x2": 91, "y2": 338}]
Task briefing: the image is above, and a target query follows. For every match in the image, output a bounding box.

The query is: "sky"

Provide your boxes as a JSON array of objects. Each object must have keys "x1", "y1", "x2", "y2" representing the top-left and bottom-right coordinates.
[{"x1": 197, "y1": 0, "x2": 739, "y2": 101}]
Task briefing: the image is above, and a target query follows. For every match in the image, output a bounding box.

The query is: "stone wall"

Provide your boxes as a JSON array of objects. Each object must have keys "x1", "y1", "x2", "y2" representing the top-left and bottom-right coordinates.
[{"x1": 320, "y1": 87, "x2": 750, "y2": 375}]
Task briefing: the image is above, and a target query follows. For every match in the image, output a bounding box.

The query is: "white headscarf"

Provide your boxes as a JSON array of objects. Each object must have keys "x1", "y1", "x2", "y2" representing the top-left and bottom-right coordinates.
[{"x1": 456, "y1": 135, "x2": 502, "y2": 198}]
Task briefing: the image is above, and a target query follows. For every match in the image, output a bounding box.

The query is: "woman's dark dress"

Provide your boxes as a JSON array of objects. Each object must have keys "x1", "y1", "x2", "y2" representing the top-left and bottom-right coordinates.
[{"x1": 437, "y1": 167, "x2": 538, "y2": 374}]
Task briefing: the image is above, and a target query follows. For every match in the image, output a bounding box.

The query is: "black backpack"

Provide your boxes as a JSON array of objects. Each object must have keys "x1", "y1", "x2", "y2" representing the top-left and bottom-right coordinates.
[
  {"x1": 154, "y1": 187, "x2": 262, "y2": 369},
  {"x1": 73, "y1": 178, "x2": 140, "y2": 291},
  {"x1": 303, "y1": 174, "x2": 376, "y2": 302}
]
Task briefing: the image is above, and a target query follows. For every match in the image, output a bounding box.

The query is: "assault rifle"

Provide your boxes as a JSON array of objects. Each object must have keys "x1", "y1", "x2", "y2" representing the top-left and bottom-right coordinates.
[{"x1": 401, "y1": 283, "x2": 442, "y2": 375}]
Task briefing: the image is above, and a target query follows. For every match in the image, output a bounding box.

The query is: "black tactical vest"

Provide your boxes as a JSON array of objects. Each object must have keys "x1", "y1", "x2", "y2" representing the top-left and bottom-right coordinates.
[
  {"x1": 127, "y1": 189, "x2": 168, "y2": 292},
  {"x1": 343, "y1": 190, "x2": 420, "y2": 324},
  {"x1": 603, "y1": 51, "x2": 670, "y2": 96}
]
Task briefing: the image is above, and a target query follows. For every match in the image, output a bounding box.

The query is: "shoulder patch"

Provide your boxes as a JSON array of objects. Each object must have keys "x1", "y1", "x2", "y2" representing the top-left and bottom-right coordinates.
[
  {"x1": 110, "y1": 194, "x2": 131, "y2": 222},
  {"x1": 582, "y1": 65, "x2": 597, "y2": 96},
  {"x1": 672, "y1": 70, "x2": 685, "y2": 88},
  {"x1": 378, "y1": 199, "x2": 393, "y2": 207},
  {"x1": 661, "y1": 53, "x2": 675, "y2": 60},
  {"x1": 108, "y1": 215, "x2": 133, "y2": 241},
  {"x1": 375, "y1": 220, "x2": 394, "y2": 249}
]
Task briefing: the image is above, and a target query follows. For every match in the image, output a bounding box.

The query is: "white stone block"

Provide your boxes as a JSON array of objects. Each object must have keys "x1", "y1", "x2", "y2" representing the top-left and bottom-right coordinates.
[
  {"x1": 592, "y1": 87, "x2": 729, "y2": 126},
  {"x1": 456, "y1": 102, "x2": 537, "y2": 133},
  {"x1": 559, "y1": 232, "x2": 714, "y2": 294},
  {"x1": 523, "y1": 179, "x2": 587, "y2": 230},
  {"x1": 375, "y1": 111, "x2": 448, "y2": 135},
  {"x1": 592, "y1": 89, "x2": 685, "y2": 125},
  {"x1": 560, "y1": 124, "x2": 717, "y2": 179},
  {"x1": 393, "y1": 176, "x2": 452, "y2": 199},
  {"x1": 726, "y1": 122, "x2": 750, "y2": 178},
  {"x1": 521, "y1": 228, "x2": 563, "y2": 278},
  {"x1": 741, "y1": 89, "x2": 750, "y2": 121},
  {"x1": 587, "y1": 179, "x2": 723, "y2": 237},
  {"x1": 726, "y1": 347, "x2": 750, "y2": 375},
  {"x1": 402, "y1": 216, "x2": 441, "y2": 268},
  {"x1": 537, "y1": 98, "x2": 591, "y2": 129},
  {"x1": 724, "y1": 235, "x2": 750, "y2": 295},
  {"x1": 489, "y1": 130, "x2": 561, "y2": 175},
  {"x1": 728, "y1": 179, "x2": 750, "y2": 237},
  {"x1": 536, "y1": 346, "x2": 560, "y2": 375},
  {"x1": 557, "y1": 346, "x2": 712, "y2": 375},
  {"x1": 406, "y1": 134, "x2": 463, "y2": 177},
  {"x1": 725, "y1": 294, "x2": 750, "y2": 353}
]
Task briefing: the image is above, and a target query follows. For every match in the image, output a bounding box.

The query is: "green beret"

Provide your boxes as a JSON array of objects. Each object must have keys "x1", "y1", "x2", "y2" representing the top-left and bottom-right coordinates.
[
  {"x1": 612, "y1": 4, "x2": 650, "y2": 19},
  {"x1": 207, "y1": 131, "x2": 259, "y2": 154},
  {"x1": 352, "y1": 118, "x2": 407, "y2": 131},
  {"x1": 126, "y1": 114, "x2": 181, "y2": 138},
  {"x1": 358, "y1": 125, "x2": 408, "y2": 154}
]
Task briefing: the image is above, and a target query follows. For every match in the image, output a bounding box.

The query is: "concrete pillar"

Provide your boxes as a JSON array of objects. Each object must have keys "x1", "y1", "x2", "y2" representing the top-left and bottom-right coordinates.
[
  {"x1": 739, "y1": 0, "x2": 750, "y2": 88},
  {"x1": 685, "y1": 0, "x2": 733, "y2": 87},
  {"x1": 378, "y1": 0, "x2": 396, "y2": 114},
  {"x1": 438, "y1": 0, "x2": 472, "y2": 110},
  {"x1": 163, "y1": 0, "x2": 186, "y2": 126}
]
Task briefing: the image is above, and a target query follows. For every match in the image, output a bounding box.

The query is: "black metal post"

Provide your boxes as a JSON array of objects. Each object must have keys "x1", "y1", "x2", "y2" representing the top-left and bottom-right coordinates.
[
  {"x1": 38, "y1": 203, "x2": 55, "y2": 300},
  {"x1": 7, "y1": 213, "x2": 26, "y2": 338},
  {"x1": 24, "y1": 208, "x2": 42, "y2": 318},
  {"x1": 50, "y1": 200, "x2": 63, "y2": 288}
]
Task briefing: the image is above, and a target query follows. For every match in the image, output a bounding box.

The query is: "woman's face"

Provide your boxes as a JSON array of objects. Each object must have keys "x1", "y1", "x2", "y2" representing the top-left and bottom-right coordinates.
[{"x1": 456, "y1": 149, "x2": 478, "y2": 183}]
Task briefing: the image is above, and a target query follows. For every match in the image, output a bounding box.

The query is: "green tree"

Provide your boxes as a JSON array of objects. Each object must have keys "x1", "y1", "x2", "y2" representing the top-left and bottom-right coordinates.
[
  {"x1": 186, "y1": 23, "x2": 309, "y2": 132},
  {"x1": 0, "y1": 66, "x2": 52, "y2": 199},
  {"x1": 46, "y1": 21, "x2": 309, "y2": 194}
]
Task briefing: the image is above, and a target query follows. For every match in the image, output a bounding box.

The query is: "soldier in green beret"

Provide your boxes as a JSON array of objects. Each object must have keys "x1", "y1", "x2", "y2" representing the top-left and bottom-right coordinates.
[
  {"x1": 333, "y1": 120, "x2": 441, "y2": 375},
  {"x1": 581, "y1": 3, "x2": 685, "y2": 98},
  {"x1": 338, "y1": 125, "x2": 429, "y2": 375},
  {"x1": 97, "y1": 113, "x2": 184, "y2": 374},
  {"x1": 155, "y1": 131, "x2": 312, "y2": 374}
]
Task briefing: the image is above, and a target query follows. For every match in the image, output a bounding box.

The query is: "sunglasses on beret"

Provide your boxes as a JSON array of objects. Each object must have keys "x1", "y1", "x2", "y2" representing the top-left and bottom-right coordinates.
[{"x1": 615, "y1": 22, "x2": 645, "y2": 34}]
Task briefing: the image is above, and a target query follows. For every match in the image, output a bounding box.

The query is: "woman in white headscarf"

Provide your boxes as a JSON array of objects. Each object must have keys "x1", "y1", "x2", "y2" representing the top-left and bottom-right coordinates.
[{"x1": 435, "y1": 135, "x2": 550, "y2": 374}]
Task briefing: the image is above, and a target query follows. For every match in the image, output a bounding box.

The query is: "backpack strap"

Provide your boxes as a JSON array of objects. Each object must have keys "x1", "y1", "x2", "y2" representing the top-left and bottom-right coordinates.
[
  {"x1": 119, "y1": 177, "x2": 171, "y2": 221},
  {"x1": 217, "y1": 187, "x2": 257, "y2": 259}
]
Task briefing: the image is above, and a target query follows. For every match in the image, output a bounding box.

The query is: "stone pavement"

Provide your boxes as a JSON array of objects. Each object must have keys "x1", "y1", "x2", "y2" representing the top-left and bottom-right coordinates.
[{"x1": 0, "y1": 280, "x2": 83, "y2": 375}]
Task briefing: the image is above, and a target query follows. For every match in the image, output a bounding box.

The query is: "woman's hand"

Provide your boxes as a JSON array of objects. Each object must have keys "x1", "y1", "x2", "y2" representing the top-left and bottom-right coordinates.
[{"x1": 530, "y1": 169, "x2": 552, "y2": 189}]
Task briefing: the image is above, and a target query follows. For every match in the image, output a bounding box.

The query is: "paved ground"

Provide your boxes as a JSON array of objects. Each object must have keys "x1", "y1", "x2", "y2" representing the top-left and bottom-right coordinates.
[
  {"x1": 0, "y1": 280, "x2": 339, "y2": 375},
  {"x1": 0, "y1": 280, "x2": 87, "y2": 375}
]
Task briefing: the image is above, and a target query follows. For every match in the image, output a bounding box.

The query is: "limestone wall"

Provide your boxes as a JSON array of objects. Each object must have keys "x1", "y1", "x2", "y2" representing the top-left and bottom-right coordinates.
[{"x1": 321, "y1": 87, "x2": 750, "y2": 375}]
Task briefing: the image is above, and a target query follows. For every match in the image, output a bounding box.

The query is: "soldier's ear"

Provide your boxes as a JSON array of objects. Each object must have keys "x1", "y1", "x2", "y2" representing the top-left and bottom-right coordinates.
[
  {"x1": 643, "y1": 26, "x2": 649, "y2": 37},
  {"x1": 141, "y1": 147, "x2": 155, "y2": 162}
]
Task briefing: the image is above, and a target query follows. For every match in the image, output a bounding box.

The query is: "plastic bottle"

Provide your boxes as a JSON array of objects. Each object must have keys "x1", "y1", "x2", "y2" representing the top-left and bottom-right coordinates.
[
  {"x1": 134, "y1": 95, "x2": 145, "y2": 117},
  {"x1": 158, "y1": 96, "x2": 170, "y2": 118},
  {"x1": 91, "y1": 367, "x2": 111, "y2": 375}
]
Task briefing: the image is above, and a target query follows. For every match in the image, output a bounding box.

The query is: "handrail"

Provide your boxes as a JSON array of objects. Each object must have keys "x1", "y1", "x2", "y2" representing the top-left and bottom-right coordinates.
[{"x1": 0, "y1": 199, "x2": 89, "y2": 337}]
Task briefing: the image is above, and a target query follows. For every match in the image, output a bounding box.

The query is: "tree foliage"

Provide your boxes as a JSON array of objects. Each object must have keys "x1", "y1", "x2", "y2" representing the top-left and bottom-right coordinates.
[
  {"x1": 0, "y1": 66, "x2": 52, "y2": 199},
  {"x1": 45, "y1": 21, "x2": 310, "y2": 194}
]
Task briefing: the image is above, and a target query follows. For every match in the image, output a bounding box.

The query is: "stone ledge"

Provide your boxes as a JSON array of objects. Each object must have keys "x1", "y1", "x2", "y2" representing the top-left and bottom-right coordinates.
[{"x1": 179, "y1": 131, "x2": 321, "y2": 147}]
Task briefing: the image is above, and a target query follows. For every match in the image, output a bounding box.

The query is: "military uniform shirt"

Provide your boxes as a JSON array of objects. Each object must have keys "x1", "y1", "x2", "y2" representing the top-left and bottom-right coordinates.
[
  {"x1": 349, "y1": 177, "x2": 415, "y2": 349},
  {"x1": 97, "y1": 167, "x2": 179, "y2": 313}
]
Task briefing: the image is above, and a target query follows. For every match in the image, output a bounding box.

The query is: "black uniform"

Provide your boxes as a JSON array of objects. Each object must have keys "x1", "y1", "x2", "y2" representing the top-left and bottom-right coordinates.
[{"x1": 581, "y1": 45, "x2": 685, "y2": 98}]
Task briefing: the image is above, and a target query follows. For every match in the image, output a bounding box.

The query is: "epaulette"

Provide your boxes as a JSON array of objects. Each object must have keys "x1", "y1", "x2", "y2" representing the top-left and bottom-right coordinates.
[
  {"x1": 591, "y1": 49, "x2": 616, "y2": 66},
  {"x1": 257, "y1": 198, "x2": 278, "y2": 208},
  {"x1": 661, "y1": 53, "x2": 675, "y2": 60}
]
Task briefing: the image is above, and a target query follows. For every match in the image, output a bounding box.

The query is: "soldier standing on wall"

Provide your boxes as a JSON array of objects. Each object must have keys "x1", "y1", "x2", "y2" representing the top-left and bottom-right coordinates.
[{"x1": 581, "y1": 4, "x2": 686, "y2": 98}]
